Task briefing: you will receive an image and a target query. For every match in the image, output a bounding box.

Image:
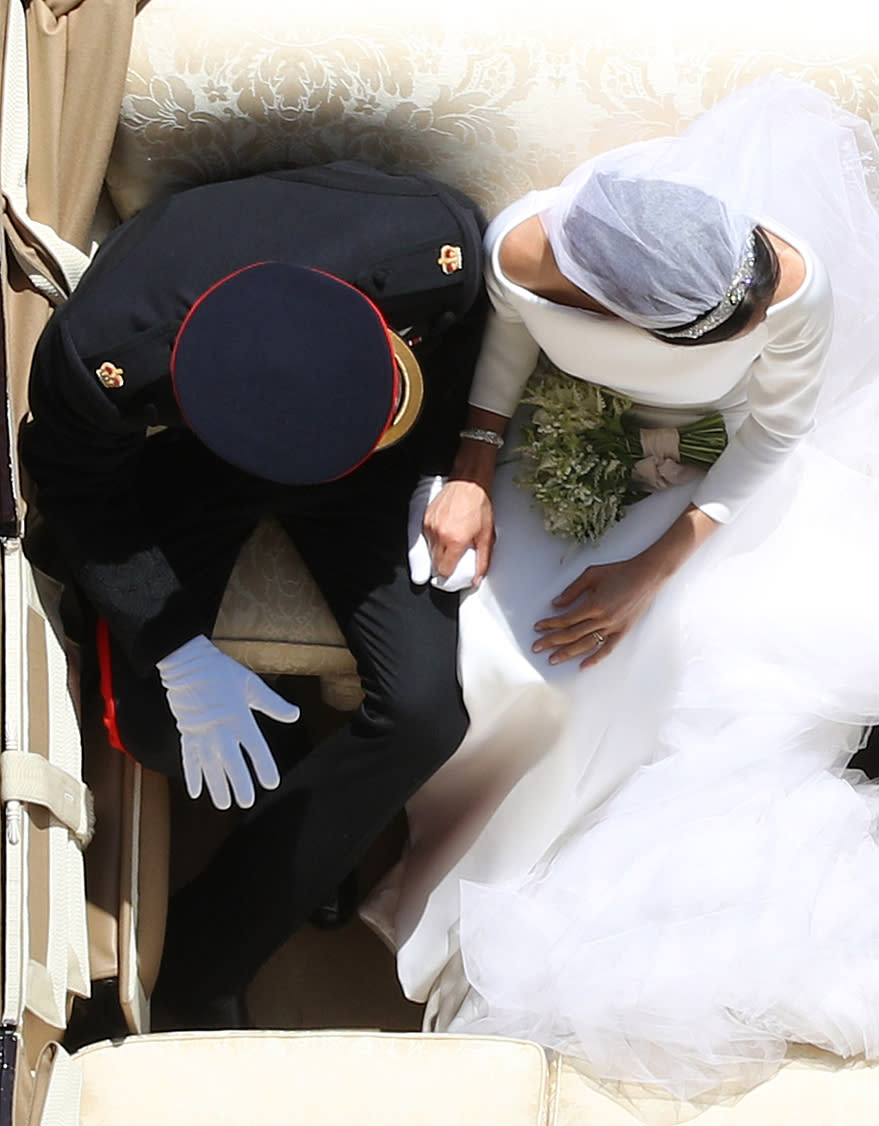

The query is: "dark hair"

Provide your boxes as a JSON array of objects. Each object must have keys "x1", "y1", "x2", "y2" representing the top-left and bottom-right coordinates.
[{"x1": 652, "y1": 228, "x2": 779, "y2": 348}]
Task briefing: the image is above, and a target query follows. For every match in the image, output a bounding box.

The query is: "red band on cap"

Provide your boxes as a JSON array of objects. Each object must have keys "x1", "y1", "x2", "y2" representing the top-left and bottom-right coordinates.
[{"x1": 171, "y1": 262, "x2": 400, "y2": 480}]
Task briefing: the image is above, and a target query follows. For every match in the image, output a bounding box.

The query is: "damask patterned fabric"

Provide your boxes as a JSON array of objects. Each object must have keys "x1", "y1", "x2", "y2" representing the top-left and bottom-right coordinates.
[{"x1": 109, "y1": 0, "x2": 879, "y2": 223}]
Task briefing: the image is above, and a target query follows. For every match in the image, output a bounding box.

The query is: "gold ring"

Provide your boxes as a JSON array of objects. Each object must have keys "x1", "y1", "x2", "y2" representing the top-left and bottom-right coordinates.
[{"x1": 592, "y1": 631, "x2": 605, "y2": 646}]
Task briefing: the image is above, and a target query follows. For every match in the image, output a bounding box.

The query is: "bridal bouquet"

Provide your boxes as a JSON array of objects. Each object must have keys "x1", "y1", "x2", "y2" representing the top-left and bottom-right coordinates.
[{"x1": 516, "y1": 361, "x2": 727, "y2": 544}]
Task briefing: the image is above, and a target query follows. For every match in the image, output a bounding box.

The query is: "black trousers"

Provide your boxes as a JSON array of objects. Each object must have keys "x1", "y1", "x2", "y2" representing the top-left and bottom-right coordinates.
[{"x1": 99, "y1": 429, "x2": 468, "y2": 998}]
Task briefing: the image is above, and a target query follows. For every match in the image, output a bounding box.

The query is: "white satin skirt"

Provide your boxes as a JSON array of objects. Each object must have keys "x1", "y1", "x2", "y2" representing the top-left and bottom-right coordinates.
[{"x1": 363, "y1": 433, "x2": 879, "y2": 1099}]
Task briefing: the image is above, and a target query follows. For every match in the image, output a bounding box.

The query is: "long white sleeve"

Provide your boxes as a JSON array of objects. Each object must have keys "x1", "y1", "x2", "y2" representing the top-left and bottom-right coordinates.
[
  {"x1": 692, "y1": 251, "x2": 833, "y2": 522},
  {"x1": 467, "y1": 193, "x2": 554, "y2": 418},
  {"x1": 468, "y1": 308, "x2": 540, "y2": 417}
]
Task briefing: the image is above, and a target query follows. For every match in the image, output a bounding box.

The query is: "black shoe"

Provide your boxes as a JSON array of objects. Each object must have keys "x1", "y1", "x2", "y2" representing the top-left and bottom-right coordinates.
[
  {"x1": 308, "y1": 869, "x2": 359, "y2": 930},
  {"x1": 152, "y1": 962, "x2": 252, "y2": 1032},
  {"x1": 64, "y1": 978, "x2": 131, "y2": 1051},
  {"x1": 152, "y1": 985, "x2": 252, "y2": 1032}
]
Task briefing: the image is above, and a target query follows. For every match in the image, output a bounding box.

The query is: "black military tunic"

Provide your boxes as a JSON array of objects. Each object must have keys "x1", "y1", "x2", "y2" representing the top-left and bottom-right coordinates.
[{"x1": 21, "y1": 162, "x2": 486, "y2": 1003}]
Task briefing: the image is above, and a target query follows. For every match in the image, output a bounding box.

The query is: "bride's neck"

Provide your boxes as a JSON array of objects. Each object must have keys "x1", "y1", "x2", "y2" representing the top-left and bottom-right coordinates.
[{"x1": 499, "y1": 215, "x2": 612, "y2": 314}]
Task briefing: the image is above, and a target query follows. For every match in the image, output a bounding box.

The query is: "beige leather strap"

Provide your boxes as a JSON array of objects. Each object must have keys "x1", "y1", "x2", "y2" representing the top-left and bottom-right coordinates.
[
  {"x1": 30, "y1": 1042, "x2": 82, "y2": 1126},
  {"x1": 2, "y1": 539, "x2": 29, "y2": 1026},
  {"x1": 1, "y1": 752, "x2": 94, "y2": 848},
  {"x1": 2, "y1": 545, "x2": 91, "y2": 1030}
]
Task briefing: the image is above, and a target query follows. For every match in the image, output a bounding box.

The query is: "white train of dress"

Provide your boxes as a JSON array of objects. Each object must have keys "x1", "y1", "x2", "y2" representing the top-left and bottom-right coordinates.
[{"x1": 364, "y1": 76, "x2": 879, "y2": 1098}]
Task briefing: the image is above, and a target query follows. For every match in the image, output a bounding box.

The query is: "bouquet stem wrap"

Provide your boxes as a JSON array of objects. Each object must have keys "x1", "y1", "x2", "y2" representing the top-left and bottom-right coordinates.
[{"x1": 516, "y1": 361, "x2": 727, "y2": 544}]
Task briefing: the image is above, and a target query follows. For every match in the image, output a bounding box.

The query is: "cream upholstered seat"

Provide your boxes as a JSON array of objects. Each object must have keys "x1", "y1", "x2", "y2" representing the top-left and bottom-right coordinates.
[
  {"x1": 27, "y1": 1032, "x2": 879, "y2": 1126},
  {"x1": 211, "y1": 517, "x2": 362, "y2": 711}
]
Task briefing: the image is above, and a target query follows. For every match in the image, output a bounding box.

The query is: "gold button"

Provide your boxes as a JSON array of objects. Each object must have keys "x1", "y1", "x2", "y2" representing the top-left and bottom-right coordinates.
[
  {"x1": 437, "y1": 245, "x2": 463, "y2": 275},
  {"x1": 96, "y1": 362, "x2": 125, "y2": 389}
]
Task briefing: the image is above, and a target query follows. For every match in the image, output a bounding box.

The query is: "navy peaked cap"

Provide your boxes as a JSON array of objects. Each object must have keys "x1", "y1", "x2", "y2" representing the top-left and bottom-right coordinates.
[{"x1": 171, "y1": 262, "x2": 400, "y2": 485}]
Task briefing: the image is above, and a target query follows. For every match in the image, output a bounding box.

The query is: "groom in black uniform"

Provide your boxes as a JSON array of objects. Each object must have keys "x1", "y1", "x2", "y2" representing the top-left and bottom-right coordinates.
[{"x1": 21, "y1": 161, "x2": 485, "y2": 1022}]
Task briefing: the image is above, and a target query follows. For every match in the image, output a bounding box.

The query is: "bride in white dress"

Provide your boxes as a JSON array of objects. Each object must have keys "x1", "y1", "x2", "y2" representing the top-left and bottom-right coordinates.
[{"x1": 374, "y1": 75, "x2": 879, "y2": 1098}]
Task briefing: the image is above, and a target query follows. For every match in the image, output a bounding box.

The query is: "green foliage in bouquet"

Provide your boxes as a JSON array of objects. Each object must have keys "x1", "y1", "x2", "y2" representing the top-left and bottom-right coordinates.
[{"x1": 516, "y1": 361, "x2": 727, "y2": 544}]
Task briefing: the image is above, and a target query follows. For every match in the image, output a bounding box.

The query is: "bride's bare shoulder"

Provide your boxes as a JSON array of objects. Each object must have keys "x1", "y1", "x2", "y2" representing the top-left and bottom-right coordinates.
[
  {"x1": 497, "y1": 215, "x2": 545, "y2": 287},
  {"x1": 764, "y1": 230, "x2": 807, "y2": 304}
]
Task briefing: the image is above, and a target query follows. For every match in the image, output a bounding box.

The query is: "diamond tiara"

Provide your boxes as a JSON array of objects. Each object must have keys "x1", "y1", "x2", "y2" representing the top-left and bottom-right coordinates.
[{"x1": 654, "y1": 232, "x2": 758, "y2": 341}]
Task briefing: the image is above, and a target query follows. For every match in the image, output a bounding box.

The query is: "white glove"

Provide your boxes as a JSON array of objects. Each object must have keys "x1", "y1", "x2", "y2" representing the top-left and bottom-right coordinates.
[
  {"x1": 407, "y1": 475, "x2": 478, "y2": 592},
  {"x1": 157, "y1": 635, "x2": 300, "y2": 810}
]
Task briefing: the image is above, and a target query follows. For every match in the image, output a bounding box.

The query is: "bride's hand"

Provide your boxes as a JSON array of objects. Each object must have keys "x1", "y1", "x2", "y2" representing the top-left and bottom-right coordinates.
[
  {"x1": 532, "y1": 553, "x2": 664, "y2": 668},
  {"x1": 423, "y1": 478, "x2": 495, "y2": 584},
  {"x1": 532, "y1": 505, "x2": 719, "y2": 668}
]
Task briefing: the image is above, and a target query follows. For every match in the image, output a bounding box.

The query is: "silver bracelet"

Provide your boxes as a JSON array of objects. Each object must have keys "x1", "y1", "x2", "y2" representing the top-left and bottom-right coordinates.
[{"x1": 459, "y1": 427, "x2": 505, "y2": 449}]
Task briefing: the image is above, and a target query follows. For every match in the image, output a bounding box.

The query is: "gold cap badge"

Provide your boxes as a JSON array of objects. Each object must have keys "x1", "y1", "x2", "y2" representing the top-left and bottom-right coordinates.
[
  {"x1": 96, "y1": 362, "x2": 125, "y2": 389},
  {"x1": 437, "y1": 245, "x2": 463, "y2": 275}
]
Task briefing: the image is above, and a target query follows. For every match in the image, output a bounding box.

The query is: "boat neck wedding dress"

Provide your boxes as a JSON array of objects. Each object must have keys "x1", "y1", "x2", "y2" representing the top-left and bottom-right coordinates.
[{"x1": 365, "y1": 76, "x2": 879, "y2": 1100}]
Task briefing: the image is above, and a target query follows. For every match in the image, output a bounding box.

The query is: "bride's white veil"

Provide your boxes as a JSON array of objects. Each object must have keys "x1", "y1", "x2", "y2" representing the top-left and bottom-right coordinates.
[{"x1": 546, "y1": 75, "x2": 879, "y2": 435}]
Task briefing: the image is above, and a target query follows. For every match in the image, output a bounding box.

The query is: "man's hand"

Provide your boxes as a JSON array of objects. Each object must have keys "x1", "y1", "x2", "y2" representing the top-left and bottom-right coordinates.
[
  {"x1": 421, "y1": 477, "x2": 495, "y2": 586},
  {"x1": 407, "y1": 476, "x2": 478, "y2": 590},
  {"x1": 157, "y1": 635, "x2": 300, "y2": 809},
  {"x1": 412, "y1": 407, "x2": 505, "y2": 587}
]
